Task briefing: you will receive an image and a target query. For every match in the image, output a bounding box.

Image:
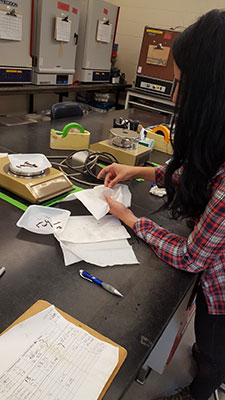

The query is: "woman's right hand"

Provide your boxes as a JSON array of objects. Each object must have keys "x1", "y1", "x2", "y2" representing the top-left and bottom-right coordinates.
[{"x1": 97, "y1": 163, "x2": 137, "y2": 188}]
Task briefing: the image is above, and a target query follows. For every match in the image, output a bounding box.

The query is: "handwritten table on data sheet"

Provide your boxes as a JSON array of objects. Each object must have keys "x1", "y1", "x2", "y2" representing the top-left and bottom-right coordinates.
[{"x1": 0, "y1": 304, "x2": 122, "y2": 400}]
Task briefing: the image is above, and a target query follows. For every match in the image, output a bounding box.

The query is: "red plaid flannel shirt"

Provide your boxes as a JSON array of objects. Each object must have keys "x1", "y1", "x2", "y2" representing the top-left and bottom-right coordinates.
[{"x1": 133, "y1": 164, "x2": 225, "y2": 315}]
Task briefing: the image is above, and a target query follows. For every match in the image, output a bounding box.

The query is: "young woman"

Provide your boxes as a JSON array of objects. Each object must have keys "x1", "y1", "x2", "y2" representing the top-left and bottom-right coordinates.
[{"x1": 97, "y1": 9, "x2": 225, "y2": 400}]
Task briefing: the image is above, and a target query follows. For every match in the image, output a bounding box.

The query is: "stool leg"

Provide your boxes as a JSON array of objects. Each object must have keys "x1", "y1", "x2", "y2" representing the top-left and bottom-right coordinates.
[{"x1": 213, "y1": 389, "x2": 219, "y2": 400}]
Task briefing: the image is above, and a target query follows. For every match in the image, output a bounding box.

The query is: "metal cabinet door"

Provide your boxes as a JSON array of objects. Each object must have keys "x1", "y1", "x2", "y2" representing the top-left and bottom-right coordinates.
[
  {"x1": 0, "y1": 0, "x2": 32, "y2": 68},
  {"x1": 35, "y1": 0, "x2": 80, "y2": 73},
  {"x1": 82, "y1": 0, "x2": 118, "y2": 70}
]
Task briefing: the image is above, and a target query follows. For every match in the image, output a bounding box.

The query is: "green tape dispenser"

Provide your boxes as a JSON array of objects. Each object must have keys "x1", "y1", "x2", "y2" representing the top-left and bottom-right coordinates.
[{"x1": 50, "y1": 123, "x2": 90, "y2": 150}]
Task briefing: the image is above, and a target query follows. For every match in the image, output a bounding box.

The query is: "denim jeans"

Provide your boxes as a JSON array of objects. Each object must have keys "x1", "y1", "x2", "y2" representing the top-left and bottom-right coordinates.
[{"x1": 189, "y1": 285, "x2": 225, "y2": 400}]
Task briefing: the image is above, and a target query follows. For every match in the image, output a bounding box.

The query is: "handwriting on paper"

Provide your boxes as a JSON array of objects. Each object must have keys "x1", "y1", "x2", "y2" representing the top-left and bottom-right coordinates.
[
  {"x1": 36, "y1": 219, "x2": 62, "y2": 230},
  {"x1": 0, "y1": 307, "x2": 118, "y2": 400}
]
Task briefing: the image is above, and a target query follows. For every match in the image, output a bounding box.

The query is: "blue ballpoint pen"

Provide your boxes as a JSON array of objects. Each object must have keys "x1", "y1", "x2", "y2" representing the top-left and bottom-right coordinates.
[{"x1": 79, "y1": 269, "x2": 123, "y2": 298}]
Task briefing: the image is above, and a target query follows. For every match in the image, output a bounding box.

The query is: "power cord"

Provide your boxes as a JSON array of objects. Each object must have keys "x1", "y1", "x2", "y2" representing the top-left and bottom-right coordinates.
[
  {"x1": 85, "y1": 151, "x2": 118, "y2": 179},
  {"x1": 47, "y1": 150, "x2": 118, "y2": 186}
]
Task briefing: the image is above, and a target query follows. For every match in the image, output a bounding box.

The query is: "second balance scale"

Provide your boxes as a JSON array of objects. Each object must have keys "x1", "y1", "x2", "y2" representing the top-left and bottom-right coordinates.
[
  {"x1": 0, "y1": 154, "x2": 73, "y2": 203},
  {"x1": 90, "y1": 128, "x2": 153, "y2": 165}
]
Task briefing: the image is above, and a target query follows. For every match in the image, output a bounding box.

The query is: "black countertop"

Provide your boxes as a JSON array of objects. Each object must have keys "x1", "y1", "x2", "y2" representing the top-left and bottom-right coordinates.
[{"x1": 0, "y1": 108, "x2": 194, "y2": 399}]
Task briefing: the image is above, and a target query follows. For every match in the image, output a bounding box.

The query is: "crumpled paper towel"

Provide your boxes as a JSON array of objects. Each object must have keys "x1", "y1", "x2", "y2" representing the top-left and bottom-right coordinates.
[
  {"x1": 149, "y1": 184, "x2": 167, "y2": 197},
  {"x1": 75, "y1": 184, "x2": 131, "y2": 220}
]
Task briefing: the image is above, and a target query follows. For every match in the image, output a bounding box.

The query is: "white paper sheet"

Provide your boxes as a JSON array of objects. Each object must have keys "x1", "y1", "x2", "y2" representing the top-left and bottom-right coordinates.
[
  {"x1": 60, "y1": 192, "x2": 78, "y2": 202},
  {"x1": 55, "y1": 16, "x2": 71, "y2": 42},
  {"x1": 60, "y1": 241, "x2": 82, "y2": 265},
  {"x1": 55, "y1": 215, "x2": 130, "y2": 244},
  {"x1": 16, "y1": 205, "x2": 71, "y2": 235},
  {"x1": 96, "y1": 20, "x2": 112, "y2": 43},
  {"x1": 0, "y1": 11, "x2": 22, "y2": 41},
  {"x1": 0, "y1": 306, "x2": 119, "y2": 400},
  {"x1": 58, "y1": 239, "x2": 139, "y2": 267},
  {"x1": 75, "y1": 184, "x2": 131, "y2": 220}
]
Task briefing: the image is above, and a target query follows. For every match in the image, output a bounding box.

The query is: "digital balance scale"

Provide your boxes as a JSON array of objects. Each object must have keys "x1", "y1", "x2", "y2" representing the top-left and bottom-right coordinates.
[
  {"x1": 0, "y1": 154, "x2": 73, "y2": 203},
  {"x1": 90, "y1": 128, "x2": 152, "y2": 166}
]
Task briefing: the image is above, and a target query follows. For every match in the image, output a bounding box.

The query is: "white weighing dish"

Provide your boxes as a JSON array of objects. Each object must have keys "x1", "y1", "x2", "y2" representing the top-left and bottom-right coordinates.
[
  {"x1": 8, "y1": 154, "x2": 51, "y2": 175},
  {"x1": 16, "y1": 205, "x2": 71, "y2": 235}
]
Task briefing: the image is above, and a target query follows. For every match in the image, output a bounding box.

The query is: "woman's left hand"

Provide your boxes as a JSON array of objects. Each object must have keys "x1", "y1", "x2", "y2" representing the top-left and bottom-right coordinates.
[{"x1": 105, "y1": 195, "x2": 138, "y2": 228}]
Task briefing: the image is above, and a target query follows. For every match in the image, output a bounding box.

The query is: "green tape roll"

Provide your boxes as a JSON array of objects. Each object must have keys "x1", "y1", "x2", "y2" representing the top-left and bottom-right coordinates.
[{"x1": 62, "y1": 123, "x2": 85, "y2": 138}]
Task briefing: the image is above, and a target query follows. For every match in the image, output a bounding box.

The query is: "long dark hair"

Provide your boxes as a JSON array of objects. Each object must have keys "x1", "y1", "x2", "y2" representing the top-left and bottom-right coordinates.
[{"x1": 165, "y1": 9, "x2": 225, "y2": 220}]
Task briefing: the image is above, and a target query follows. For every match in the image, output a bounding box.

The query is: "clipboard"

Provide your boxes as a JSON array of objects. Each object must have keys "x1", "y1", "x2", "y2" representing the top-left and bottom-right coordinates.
[
  {"x1": 1, "y1": 300, "x2": 127, "y2": 400},
  {"x1": 147, "y1": 44, "x2": 170, "y2": 66}
]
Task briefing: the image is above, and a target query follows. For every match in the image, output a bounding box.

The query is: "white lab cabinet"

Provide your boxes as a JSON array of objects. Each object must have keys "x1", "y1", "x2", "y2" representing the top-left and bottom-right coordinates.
[
  {"x1": 0, "y1": 0, "x2": 32, "y2": 83},
  {"x1": 32, "y1": 0, "x2": 80, "y2": 85},
  {"x1": 74, "y1": 0, "x2": 118, "y2": 82}
]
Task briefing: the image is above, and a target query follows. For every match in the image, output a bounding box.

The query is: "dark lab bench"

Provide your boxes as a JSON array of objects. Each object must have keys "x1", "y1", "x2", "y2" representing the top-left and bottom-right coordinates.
[{"x1": 0, "y1": 108, "x2": 195, "y2": 399}]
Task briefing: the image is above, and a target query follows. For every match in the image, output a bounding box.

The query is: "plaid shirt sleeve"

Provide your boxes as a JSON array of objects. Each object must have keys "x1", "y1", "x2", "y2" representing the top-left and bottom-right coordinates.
[
  {"x1": 133, "y1": 181, "x2": 225, "y2": 274},
  {"x1": 155, "y1": 165, "x2": 183, "y2": 188}
]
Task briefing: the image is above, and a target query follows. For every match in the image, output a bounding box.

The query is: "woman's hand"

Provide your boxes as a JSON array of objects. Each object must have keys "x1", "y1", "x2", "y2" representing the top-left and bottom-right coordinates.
[
  {"x1": 97, "y1": 163, "x2": 137, "y2": 188},
  {"x1": 105, "y1": 195, "x2": 138, "y2": 228}
]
